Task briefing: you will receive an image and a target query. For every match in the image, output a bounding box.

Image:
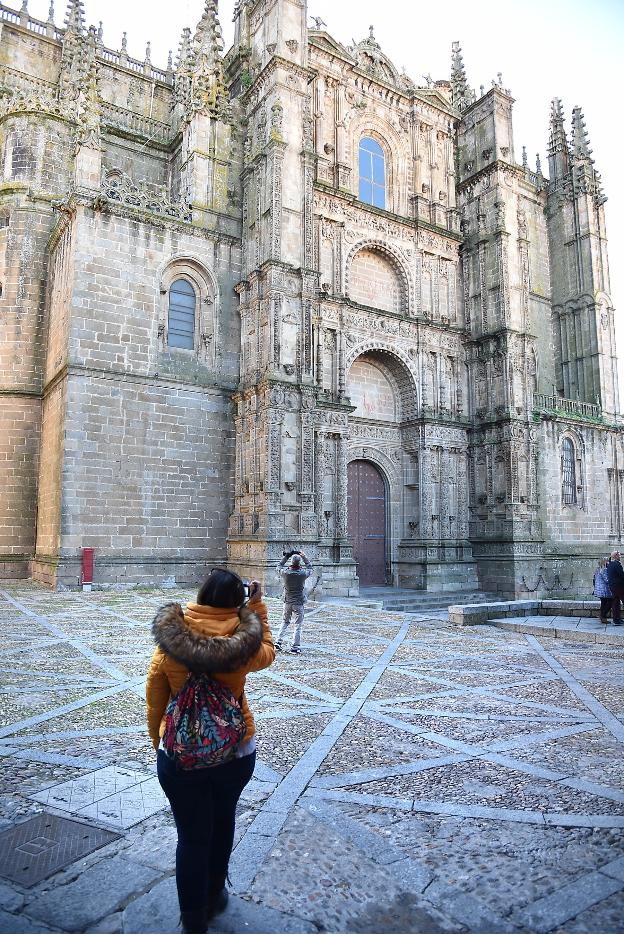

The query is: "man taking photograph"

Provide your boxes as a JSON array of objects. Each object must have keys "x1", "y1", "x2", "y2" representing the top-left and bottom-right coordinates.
[{"x1": 275, "y1": 550, "x2": 313, "y2": 654}]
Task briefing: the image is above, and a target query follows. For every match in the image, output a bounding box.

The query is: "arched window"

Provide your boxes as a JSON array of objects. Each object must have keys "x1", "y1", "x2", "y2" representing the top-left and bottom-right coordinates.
[
  {"x1": 359, "y1": 137, "x2": 385, "y2": 209},
  {"x1": 562, "y1": 437, "x2": 577, "y2": 505},
  {"x1": 167, "y1": 278, "x2": 196, "y2": 349}
]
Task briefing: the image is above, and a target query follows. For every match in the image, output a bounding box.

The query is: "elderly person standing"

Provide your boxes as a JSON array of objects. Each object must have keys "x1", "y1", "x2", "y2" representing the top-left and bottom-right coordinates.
[
  {"x1": 593, "y1": 557, "x2": 613, "y2": 623},
  {"x1": 605, "y1": 551, "x2": 624, "y2": 626}
]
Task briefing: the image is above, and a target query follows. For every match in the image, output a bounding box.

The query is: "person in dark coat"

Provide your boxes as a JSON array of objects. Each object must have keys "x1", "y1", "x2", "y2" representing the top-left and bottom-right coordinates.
[
  {"x1": 605, "y1": 551, "x2": 624, "y2": 625},
  {"x1": 593, "y1": 557, "x2": 613, "y2": 623}
]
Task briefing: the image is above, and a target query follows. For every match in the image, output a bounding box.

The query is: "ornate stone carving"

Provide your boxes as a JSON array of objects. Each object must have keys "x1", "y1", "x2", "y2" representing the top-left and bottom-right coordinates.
[{"x1": 99, "y1": 169, "x2": 192, "y2": 222}]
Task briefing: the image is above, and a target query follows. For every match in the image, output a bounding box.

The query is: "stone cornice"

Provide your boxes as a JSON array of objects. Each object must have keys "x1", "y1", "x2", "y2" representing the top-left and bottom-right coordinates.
[
  {"x1": 42, "y1": 363, "x2": 237, "y2": 399},
  {"x1": 243, "y1": 54, "x2": 315, "y2": 107},
  {"x1": 457, "y1": 160, "x2": 518, "y2": 191},
  {"x1": 314, "y1": 185, "x2": 463, "y2": 248}
]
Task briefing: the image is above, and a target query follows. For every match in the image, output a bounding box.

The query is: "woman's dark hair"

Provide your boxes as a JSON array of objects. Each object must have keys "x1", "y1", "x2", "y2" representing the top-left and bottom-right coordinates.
[{"x1": 197, "y1": 568, "x2": 246, "y2": 608}]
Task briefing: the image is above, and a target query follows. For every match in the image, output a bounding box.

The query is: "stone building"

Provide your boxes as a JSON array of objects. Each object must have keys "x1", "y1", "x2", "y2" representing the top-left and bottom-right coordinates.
[{"x1": 0, "y1": 0, "x2": 620, "y2": 596}]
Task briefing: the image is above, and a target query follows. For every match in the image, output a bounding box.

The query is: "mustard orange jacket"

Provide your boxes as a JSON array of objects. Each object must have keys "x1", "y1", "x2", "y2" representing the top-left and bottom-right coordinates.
[{"x1": 145, "y1": 598, "x2": 274, "y2": 749}]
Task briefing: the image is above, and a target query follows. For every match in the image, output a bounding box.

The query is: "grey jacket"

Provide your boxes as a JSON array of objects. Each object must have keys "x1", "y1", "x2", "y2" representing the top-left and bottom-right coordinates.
[{"x1": 278, "y1": 554, "x2": 312, "y2": 605}]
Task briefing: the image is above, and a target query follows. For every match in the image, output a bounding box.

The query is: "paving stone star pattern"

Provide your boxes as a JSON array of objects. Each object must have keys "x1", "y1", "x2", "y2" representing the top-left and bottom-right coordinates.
[{"x1": 0, "y1": 583, "x2": 623, "y2": 932}]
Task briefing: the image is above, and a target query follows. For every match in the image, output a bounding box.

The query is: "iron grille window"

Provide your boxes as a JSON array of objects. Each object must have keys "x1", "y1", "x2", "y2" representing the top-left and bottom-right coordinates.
[
  {"x1": 562, "y1": 438, "x2": 577, "y2": 504},
  {"x1": 359, "y1": 137, "x2": 386, "y2": 209},
  {"x1": 168, "y1": 278, "x2": 196, "y2": 349}
]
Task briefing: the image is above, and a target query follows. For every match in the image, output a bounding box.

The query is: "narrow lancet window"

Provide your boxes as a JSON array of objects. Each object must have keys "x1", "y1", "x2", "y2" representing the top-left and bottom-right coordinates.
[
  {"x1": 168, "y1": 278, "x2": 196, "y2": 349},
  {"x1": 359, "y1": 137, "x2": 386, "y2": 209},
  {"x1": 562, "y1": 438, "x2": 577, "y2": 504}
]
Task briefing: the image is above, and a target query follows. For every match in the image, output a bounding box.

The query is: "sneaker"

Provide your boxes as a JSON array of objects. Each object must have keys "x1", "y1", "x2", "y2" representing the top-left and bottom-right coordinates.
[
  {"x1": 275, "y1": 641, "x2": 282, "y2": 651},
  {"x1": 290, "y1": 646, "x2": 301, "y2": 654}
]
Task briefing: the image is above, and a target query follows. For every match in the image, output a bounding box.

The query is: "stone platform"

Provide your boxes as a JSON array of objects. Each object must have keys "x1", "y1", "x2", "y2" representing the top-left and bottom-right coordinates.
[{"x1": 0, "y1": 584, "x2": 623, "y2": 933}]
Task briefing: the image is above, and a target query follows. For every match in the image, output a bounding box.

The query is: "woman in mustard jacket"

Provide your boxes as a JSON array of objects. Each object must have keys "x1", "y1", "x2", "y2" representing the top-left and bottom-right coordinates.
[{"x1": 146, "y1": 569, "x2": 275, "y2": 934}]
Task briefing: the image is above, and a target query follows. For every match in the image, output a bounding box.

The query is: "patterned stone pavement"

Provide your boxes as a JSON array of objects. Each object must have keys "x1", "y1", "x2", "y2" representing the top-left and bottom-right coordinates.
[{"x1": 0, "y1": 583, "x2": 623, "y2": 933}]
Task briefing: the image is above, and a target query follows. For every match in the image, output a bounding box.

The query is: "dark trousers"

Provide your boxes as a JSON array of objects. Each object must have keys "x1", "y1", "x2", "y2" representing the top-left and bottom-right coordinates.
[
  {"x1": 157, "y1": 749, "x2": 255, "y2": 912},
  {"x1": 600, "y1": 597, "x2": 613, "y2": 619},
  {"x1": 611, "y1": 590, "x2": 624, "y2": 622}
]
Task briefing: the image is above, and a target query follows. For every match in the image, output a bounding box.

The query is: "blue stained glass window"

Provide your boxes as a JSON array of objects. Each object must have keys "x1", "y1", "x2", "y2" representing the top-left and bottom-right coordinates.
[
  {"x1": 168, "y1": 278, "x2": 196, "y2": 350},
  {"x1": 359, "y1": 137, "x2": 385, "y2": 209}
]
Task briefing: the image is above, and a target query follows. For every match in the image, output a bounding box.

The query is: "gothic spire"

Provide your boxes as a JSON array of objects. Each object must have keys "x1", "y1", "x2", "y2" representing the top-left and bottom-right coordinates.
[
  {"x1": 78, "y1": 25, "x2": 101, "y2": 149},
  {"x1": 176, "y1": 26, "x2": 193, "y2": 71},
  {"x1": 64, "y1": 0, "x2": 85, "y2": 33},
  {"x1": 548, "y1": 98, "x2": 568, "y2": 157},
  {"x1": 450, "y1": 41, "x2": 475, "y2": 113},
  {"x1": 547, "y1": 97, "x2": 569, "y2": 179},
  {"x1": 174, "y1": 27, "x2": 193, "y2": 113},
  {"x1": 570, "y1": 105, "x2": 605, "y2": 202},
  {"x1": 194, "y1": 0, "x2": 224, "y2": 62},
  {"x1": 58, "y1": 0, "x2": 88, "y2": 113},
  {"x1": 570, "y1": 105, "x2": 593, "y2": 164},
  {"x1": 46, "y1": 0, "x2": 55, "y2": 36},
  {"x1": 190, "y1": 1, "x2": 227, "y2": 118}
]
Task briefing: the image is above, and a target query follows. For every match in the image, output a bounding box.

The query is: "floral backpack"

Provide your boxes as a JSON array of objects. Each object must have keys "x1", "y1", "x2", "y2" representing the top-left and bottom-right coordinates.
[{"x1": 163, "y1": 673, "x2": 247, "y2": 770}]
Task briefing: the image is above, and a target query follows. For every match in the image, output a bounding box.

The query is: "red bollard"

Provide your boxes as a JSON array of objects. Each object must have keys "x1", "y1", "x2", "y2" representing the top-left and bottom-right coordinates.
[{"x1": 81, "y1": 548, "x2": 94, "y2": 591}]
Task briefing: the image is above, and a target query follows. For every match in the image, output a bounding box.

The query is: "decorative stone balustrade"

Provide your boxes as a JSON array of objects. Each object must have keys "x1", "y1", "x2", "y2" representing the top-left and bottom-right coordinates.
[
  {"x1": 101, "y1": 102, "x2": 171, "y2": 144},
  {"x1": 0, "y1": 3, "x2": 172, "y2": 84},
  {"x1": 532, "y1": 393, "x2": 602, "y2": 420}
]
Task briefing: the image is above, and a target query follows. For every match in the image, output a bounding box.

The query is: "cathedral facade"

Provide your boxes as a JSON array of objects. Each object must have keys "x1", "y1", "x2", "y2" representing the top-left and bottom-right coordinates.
[{"x1": 0, "y1": 0, "x2": 620, "y2": 596}]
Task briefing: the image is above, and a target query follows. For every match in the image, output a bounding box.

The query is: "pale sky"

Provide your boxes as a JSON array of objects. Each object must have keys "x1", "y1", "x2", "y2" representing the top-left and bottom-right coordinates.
[{"x1": 13, "y1": 0, "x2": 624, "y2": 385}]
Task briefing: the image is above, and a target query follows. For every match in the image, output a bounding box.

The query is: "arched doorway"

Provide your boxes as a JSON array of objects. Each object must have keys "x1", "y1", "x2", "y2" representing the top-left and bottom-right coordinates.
[{"x1": 347, "y1": 460, "x2": 387, "y2": 586}]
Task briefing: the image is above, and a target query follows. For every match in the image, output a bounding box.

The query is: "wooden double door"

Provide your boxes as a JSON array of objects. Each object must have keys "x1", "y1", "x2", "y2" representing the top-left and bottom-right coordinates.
[{"x1": 347, "y1": 460, "x2": 387, "y2": 586}]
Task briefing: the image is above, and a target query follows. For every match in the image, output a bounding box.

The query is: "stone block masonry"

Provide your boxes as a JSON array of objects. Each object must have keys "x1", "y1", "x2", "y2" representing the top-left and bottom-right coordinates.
[
  {"x1": 33, "y1": 373, "x2": 235, "y2": 588},
  {"x1": 0, "y1": 394, "x2": 41, "y2": 577}
]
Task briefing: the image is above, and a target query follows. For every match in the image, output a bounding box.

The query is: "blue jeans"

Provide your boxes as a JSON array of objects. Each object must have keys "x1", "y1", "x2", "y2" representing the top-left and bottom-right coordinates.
[{"x1": 157, "y1": 749, "x2": 255, "y2": 912}]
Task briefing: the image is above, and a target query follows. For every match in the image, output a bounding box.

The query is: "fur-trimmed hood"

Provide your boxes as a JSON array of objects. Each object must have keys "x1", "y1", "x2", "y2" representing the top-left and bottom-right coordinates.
[{"x1": 151, "y1": 603, "x2": 263, "y2": 674}]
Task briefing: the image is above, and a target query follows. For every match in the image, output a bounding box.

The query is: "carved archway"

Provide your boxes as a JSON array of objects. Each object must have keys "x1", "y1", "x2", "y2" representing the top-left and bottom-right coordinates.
[
  {"x1": 346, "y1": 343, "x2": 419, "y2": 420},
  {"x1": 345, "y1": 240, "x2": 413, "y2": 314}
]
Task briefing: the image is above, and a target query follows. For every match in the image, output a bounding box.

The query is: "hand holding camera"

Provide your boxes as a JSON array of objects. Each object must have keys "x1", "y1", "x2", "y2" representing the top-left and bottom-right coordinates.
[{"x1": 248, "y1": 580, "x2": 262, "y2": 602}]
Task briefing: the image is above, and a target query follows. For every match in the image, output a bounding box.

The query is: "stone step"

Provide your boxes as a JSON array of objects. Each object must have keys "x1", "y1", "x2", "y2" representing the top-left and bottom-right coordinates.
[{"x1": 381, "y1": 592, "x2": 501, "y2": 612}]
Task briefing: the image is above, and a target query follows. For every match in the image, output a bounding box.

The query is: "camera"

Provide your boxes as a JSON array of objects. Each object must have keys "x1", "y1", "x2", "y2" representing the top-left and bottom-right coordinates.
[{"x1": 283, "y1": 549, "x2": 300, "y2": 559}]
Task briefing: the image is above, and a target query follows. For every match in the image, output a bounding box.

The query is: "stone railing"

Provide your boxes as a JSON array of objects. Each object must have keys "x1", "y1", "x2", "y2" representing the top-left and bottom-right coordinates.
[
  {"x1": 99, "y1": 48, "x2": 171, "y2": 84},
  {"x1": 532, "y1": 393, "x2": 602, "y2": 420},
  {"x1": 101, "y1": 102, "x2": 171, "y2": 144},
  {"x1": 0, "y1": 3, "x2": 171, "y2": 84},
  {"x1": 0, "y1": 3, "x2": 62, "y2": 39}
]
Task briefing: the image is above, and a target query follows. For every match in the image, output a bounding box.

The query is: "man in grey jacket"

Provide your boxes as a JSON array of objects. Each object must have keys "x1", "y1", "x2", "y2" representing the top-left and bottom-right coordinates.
[{"x1": 275, "y1": 550, "x2": 312, "y2": 654}]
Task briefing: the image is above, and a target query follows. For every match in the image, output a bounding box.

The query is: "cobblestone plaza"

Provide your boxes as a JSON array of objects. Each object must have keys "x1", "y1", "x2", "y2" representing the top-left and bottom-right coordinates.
[{"x1": 0, "y1": 584, "x2": 623, "y2": 932}]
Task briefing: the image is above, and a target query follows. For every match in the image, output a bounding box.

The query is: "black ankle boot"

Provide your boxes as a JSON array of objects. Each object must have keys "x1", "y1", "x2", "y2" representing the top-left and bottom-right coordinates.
[
  {"x1": 180, "y1": 907, "x2": 208, "y2": 934},
  {"x1": 206, "y1": 873, "x2": 229, "y2": 919}
]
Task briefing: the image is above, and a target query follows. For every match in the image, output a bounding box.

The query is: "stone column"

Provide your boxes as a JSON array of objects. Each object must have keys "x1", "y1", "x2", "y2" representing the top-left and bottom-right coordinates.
[{"x1": 335, "y1": 434, "x2": 348, "y2": 539}]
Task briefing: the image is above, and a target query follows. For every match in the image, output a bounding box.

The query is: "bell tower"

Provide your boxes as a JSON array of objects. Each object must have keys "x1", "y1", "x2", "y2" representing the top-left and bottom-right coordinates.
[
  {"x1": 227, "y1": 1, "x2": 356, "y2": 594},
  {"x1": 546, "y1": 100, "x2": 617, "y2": 414}
]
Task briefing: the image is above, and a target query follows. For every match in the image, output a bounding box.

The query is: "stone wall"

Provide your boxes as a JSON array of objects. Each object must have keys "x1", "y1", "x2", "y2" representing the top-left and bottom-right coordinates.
[
  {"x1": 349, "y1": 249, "x2": 402, "y2": 314},
  {"x1": 0, "y1": 394, "x2": 40, "y2": 578},
  {"x1": 0, "y1": 106, "x2": 73, "y2": 578},
  {"x1": 349, "y1": 356, "x2": 397, "y2": 421},
  {"x1": 30, "y1": 198, "x2": 241, "y2": 586},
  {"x1": 43, "y1": 374, "x2": 235, "y2": 587}
]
